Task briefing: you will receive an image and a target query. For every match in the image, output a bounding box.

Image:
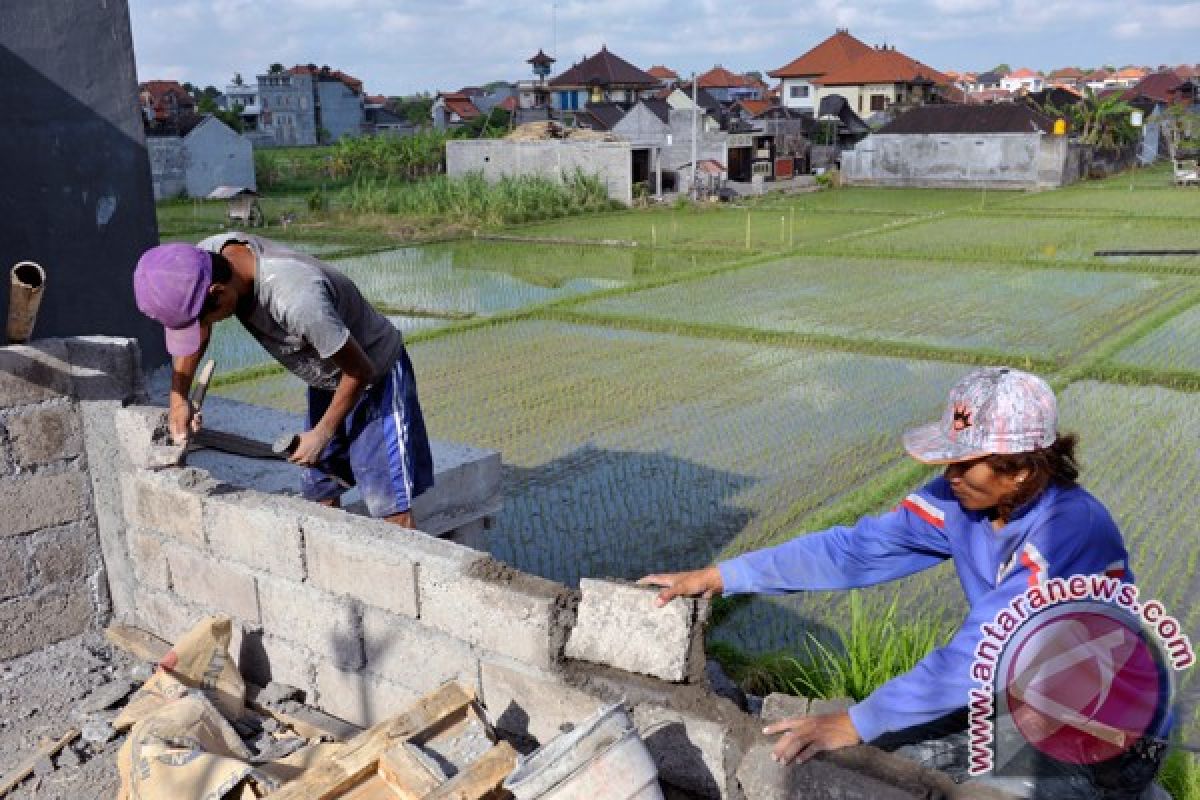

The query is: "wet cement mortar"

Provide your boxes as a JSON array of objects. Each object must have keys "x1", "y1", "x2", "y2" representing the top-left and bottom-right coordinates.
[{"x1": 0, "y1": 633, "x2": 143, "y2": 800}]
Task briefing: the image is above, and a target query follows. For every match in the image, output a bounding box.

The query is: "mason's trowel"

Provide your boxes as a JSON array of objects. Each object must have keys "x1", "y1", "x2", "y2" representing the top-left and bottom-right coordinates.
[{"x1": 145, "y1": 359, "x2": 215, "y2": 469}]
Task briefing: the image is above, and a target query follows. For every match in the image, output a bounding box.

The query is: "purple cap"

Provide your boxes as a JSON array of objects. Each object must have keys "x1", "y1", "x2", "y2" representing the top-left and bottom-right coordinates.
[
  {"x1": 133, "y1": 244, "x2": 212, "y2": 357},
  {"x1": 903, "y1": 368, "x2": 1057, "y2": 464}
]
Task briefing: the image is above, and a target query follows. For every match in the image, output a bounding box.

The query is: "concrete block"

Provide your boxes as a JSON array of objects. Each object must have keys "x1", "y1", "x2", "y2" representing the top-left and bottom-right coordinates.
[
  {"x1": 258, "y1": 575, "x2": 362, "y2": 670},
  {"x1": 206, "y1": 491, "x2": 304, "y2": 580},
  {"x1": 0, "y1": 584, "x2": 94, "y2": 660},
  {"x1": 6, "y1": 404, "x2": 82, "y2": 467},
  {"x1": 127, "y1": 527, "x2": 171, "y2": 590},
  {"x1": 420, "y1": 558, "x2": 569, "y2": 670},
  {"x1": 361, "y1": 606, "x2": 478, "y2": 694},
  {"x1": 736, "y1": 743, "x2": 918, "y2": 800},
  {"x1": 633, "y1": 703, "x2": 739, "y2": 799},
  {"x1": 131, "y1": 586, "x2": 206, "y2": 644},
  {"x1": 30, "y1": 523, "x2": 94, "y2": 585},
  {"x1": 566, "y1": 579, "x2": 696, "y2": 682},
  {"x1": 808, "y1": 697, "x2": 852, "y2": 716},
  {"x1": 761, "y1": 693, "x2": 811, "y2": 722},
  {"x1": 0, "y1": 341, "x2": 72, "y2": 409},
  {"x1": 64, "y1": 337, "x2": 142, "y2": 404},
  {"x1": 316, "y1": 663, "x2": 423, "y2": 728},
  {"x1": 113, "y1": 406, "x2": 176, "y2": 469},
  {"x1": 302, "y1": 509, "x2": 419, "y2": 617},
  {"x1": 0, "y1": 471, "x2": 88, "y2": 537},
  {"x1": 163, "y1": 542, "x2": 260, "y2": 623},
  {"x1": 0, "y1": 537, "x2": 30, "y2": 599},
  {"x1": 236, "y1": 629, "x2": 317, "y2": 700},
  {"x1": 121, "y1": 469, "x2": 208, "y2": 546},
  {"x1": 480, "y1": 659, "x2": 606, "y2": 745}
]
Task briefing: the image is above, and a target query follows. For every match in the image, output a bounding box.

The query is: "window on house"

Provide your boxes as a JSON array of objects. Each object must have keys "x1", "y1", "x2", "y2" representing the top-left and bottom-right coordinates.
[
  {"x1": 870, "y1": 94, "x2": 887, "y2": 111},
  {"x1": 789, "y1": 85, "x2": 810, "y2": 99}
]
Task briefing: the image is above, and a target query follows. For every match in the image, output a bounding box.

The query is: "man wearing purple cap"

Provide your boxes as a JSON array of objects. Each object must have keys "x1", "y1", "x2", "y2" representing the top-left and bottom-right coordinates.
[
  {"x1": 641, "y1": 369, "x2": 1165, "y2": 797},
  {"x1": 133, "y1": 234, "x2": 433, "y2": 528}
]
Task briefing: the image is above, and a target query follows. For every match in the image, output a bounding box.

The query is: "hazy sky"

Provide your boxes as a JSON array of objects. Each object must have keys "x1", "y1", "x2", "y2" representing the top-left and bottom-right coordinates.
[{"x1": 128, "y1": 0, "x2": 1200, "y2": 96}]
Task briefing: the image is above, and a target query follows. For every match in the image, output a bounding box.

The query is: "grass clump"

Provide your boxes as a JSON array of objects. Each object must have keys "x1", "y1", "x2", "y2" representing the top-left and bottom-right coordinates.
[
  {"x1": 710, "y1": 592, "x2": 951, "y2": 701},
  {"x1": 1161, "y1": 747, "x2": 1200, "y2": 800}
]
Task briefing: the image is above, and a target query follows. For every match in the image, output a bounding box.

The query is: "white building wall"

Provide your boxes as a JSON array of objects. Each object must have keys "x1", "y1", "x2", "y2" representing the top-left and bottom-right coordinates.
[
  {"x1": 446, "y1": 140, "x2": 634, "y2": 205},
  {"x1": 183, "y1": 118, "x2": 255, "y2": 198},
  {"x1": 780, "y1": 77, "x2": 816, "y2": 112},
  {"x1": 146, "y1": 138, "x2": 186, "y2": 200}
]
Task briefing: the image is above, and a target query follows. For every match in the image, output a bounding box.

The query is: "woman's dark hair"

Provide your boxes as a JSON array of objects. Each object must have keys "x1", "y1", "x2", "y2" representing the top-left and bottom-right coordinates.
[
  {"x1": 985, "y1": 432, "x2": 1080, "y2": 520},
  {"x1": 209, "y1": 251, "x2": 233, "y2": 284}
]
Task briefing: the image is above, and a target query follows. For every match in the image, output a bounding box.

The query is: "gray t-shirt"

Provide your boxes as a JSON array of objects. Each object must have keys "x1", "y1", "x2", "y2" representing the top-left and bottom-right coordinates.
[{"x1": 197, "y1": 233, "x2": 404, "y2": 390}]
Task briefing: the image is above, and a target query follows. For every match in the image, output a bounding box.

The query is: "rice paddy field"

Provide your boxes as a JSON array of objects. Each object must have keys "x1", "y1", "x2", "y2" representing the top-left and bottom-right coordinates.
[{"x1": 191, "y1": 161, "x2": 1200, "y2": 744}]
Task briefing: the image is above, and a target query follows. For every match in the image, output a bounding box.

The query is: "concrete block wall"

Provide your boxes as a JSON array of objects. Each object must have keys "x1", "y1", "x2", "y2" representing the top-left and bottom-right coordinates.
[
  {"x1": 0, "y1": 339, "x2": 127, "y2": 659},
  {"x1": 446, "y1": 139, "x2": 634, "y2": 206}
]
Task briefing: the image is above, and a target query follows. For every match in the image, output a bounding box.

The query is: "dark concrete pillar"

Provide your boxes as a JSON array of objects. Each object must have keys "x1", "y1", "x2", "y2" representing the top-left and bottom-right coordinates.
[{"x1": 0, "y1": 2, "x2": 165, "y2": 365}]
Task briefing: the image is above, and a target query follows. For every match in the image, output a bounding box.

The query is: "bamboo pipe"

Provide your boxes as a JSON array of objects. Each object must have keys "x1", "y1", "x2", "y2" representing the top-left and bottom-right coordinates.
[{"x1": 7, "y1": 261, "x2": 45, "y2": 344}]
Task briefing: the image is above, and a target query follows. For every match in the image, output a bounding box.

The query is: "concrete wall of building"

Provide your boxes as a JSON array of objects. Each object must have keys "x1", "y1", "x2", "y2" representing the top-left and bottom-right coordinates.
[
  {"x1": 0, "y1": 339, "x2": 142, "y2": 659},
  {"x1": 184, "y1": 118, "x2": 256, "y2": 197},
  {"x1": 780, "y1": 77, "x2": 816, "y2": 112},
  {"x1": 842, "y1": 132, "x2": 1077, "y2": 189},
  {"x1": 446, "y1": 140, "x2": 634, "y2": 205},
  {"x1": 257, "y1": 72, "x2": 317, "y2": 147},
  {"x1": 317, "y1": 80, "x2": 363, "y2": 143},
  {"x1": 613, "y1": 104, "x2": 670, "y2": 147},
  {"x1": 147, "y1": 138, "x2": 188, "y2": 200},
  {"x1": 0, "y1": 1, "x2": 164, "y2": 364},
  {"x1": 663, "y1": 109, "x2": 729, "y2": 174}
]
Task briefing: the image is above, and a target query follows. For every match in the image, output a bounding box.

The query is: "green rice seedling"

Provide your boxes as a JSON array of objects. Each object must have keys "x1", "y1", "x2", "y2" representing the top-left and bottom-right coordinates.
[{"x1": 1160, "y1": 748, "x2": 1200, "y2": 800}]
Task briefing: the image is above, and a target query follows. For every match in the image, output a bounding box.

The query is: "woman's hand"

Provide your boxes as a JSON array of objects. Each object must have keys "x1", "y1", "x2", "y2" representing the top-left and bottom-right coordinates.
[
  {"x1": 637, "y1": 566, "x2": 724, "y2": 607},
  {"x1": 763, "y1": 711, "x2": 862, "y2": 765}
]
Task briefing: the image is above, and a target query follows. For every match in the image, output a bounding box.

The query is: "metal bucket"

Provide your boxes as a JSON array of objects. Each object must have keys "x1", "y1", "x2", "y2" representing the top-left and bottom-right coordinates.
[
  {"x1": 7, "y1": 261, "x2": 46, "y2": 344},
  {"x1": 503, "y1": 704, "x2": 663, "y2": 800}
]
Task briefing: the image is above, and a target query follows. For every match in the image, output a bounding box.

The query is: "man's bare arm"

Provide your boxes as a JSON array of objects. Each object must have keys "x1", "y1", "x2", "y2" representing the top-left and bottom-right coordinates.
[
  {"x1": 287, "y1": 335, "x2": 374, "y2": 466},
  {"x1": 167, "y1": 325, "x2": 211, "y2": 442}
]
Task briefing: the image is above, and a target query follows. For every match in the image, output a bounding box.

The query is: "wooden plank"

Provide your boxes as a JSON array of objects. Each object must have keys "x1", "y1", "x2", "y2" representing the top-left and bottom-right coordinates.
[
  {"x1": 251, "y1": 701, "x2": 361, "y2": 743},
  {"x1": 0, "y1": 729, "x2": 80, "y2": 798},
  {"x1": 422, "y1": 742, "x2": 517, "y2": 800},
  {"x1": 105, "y1": 623, "x2": 171, "y2": 664},
  {"x1": 337, "y1": 775, "x2": 399, "y2": 800},
  {"x1": 377, "y1": 745, "x2": 441, "y2": 800}
]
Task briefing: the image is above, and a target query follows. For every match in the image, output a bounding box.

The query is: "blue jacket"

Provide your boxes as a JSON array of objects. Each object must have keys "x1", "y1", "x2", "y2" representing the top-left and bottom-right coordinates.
[{"x1": 717, "y1": 477, "x2": 1131, "y2": 742}]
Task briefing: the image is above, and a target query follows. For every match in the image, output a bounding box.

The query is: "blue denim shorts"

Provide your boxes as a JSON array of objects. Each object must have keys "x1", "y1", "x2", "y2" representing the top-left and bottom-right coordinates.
[{"x1": 302, "y1": 348, "x2": 434, "y2": 517}]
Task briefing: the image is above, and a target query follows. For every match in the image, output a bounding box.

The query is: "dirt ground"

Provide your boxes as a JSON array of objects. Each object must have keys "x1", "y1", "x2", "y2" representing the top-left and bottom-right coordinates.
[{"x1": 0, "y1": 633, "x2": 145, "y2": 800}]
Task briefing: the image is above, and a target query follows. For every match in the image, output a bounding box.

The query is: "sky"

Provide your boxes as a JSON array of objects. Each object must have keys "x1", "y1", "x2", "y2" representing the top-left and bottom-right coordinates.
[{"x1": 128, "y1": 0, "x2": 1200, "y2": 96}]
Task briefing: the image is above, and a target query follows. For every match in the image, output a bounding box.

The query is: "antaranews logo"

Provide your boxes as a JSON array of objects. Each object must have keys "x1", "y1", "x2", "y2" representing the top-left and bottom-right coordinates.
[{"x1": 968, "y1": 575, "x2": 1193, "y2": 777}]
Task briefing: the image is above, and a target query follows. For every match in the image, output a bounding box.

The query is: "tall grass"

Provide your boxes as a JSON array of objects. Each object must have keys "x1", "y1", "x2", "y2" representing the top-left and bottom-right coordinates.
[
  {"x1": 709, "y1": 592, "x2": 952, "y2": 700},
  {"x1": 1161, "y1": 748, "x2": 1200, "y2": 800},
  {"x1": 343, "y1": 170, "x2": 616, "y2": 227}
]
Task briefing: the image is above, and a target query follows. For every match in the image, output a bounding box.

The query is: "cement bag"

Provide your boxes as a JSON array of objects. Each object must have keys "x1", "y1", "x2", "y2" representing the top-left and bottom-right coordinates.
[{"x1": 117, "y1": 690, "x2": 280, "y2": 800}]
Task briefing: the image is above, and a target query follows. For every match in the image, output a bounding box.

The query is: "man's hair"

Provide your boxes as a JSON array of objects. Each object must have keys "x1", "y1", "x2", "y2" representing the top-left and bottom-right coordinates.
[
  {"x1": 985, "y1": 432, "x2": 1080, "y2": 519},
  {"x1": 209, "y1": 251, "x2": 233, "y2": 284}
]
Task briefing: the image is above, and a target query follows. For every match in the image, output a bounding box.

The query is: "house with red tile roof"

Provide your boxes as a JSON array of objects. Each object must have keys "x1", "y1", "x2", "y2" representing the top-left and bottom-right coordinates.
[
  {"x1": 812, "y1": 46, "x2": 951, "y2": 117},
  {"x1": 139, "y1": 80, "x2": 196, "y2": 122},
  {"x1": 768, "y1": 29, "x2": 874, "y2": 113},
  {"x1": 646, "y1": 65, "x2": 679, "y2": 86},
  {"x1": 1121, "y1": 70, "x2": 1181, "y2": 105},
  {"x1": 1115, "y1": 67, "x2": 1148, "y2": 88},
  {"x1": 433, "y1": 91, "x2": 483, "y2": 129},
  {"x1": 1047, "y1": 67, "x2": 1085, "y2": 90},
  {"x1": 548, "y1": 46, "x2": 660, "y2": 112},
  {"x1": 696, "y1": 65, "x2": 765, "y2": 103},
  {"x1": 1084, "y1": 69, "x2": 1115, "y2": 90}
]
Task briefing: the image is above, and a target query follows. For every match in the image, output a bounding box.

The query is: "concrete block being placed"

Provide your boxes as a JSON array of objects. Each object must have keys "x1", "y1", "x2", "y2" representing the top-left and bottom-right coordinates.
[
  {"x1": 0, "y1": 341, "x2": 72, "y2": 409},
  {"x1": 206, "y1": 491, "x2": 304, "y2": 580},
  {"x1": 480, "y1": 658, "x2": 606, "y2": 745},
  {"x1": 258, "y1": 575, "x2": 362, "y2": 670},
  {"x1": 761, "y1": 693, "x2": 811, "y2": 722},
  {"x1": 0, "y1": 470, "x2": 89, "y2": 537},
  {"x1": 6, "y1": 403, "x2": 82, "y2": 467},
  {"x1": 420, "y1": 557, "x2": 571, "y2": 670},
  {"x1": 566, "y1": 578, "x2": 697, "y2": 682},
  {"x1": 302, "y1": 509, "x2": 419, "y2": 618},
  {"x1": 113, "y1": 406, "x2": 182, "y2": 470},
  {"x1": 163, "y1": 542, "x2": 261, "y2": 623}
]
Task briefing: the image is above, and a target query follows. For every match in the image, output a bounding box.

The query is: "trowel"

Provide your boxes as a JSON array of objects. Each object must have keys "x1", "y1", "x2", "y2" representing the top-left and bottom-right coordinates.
[{"x1": 145, "y1": 359, "x2": 215, "y2": 469}]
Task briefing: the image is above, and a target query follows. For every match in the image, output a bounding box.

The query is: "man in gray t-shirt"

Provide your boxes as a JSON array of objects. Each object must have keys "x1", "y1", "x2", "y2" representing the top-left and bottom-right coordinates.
[{"x1": 132, "y1": 236, "x2": 433, "y2": 527}]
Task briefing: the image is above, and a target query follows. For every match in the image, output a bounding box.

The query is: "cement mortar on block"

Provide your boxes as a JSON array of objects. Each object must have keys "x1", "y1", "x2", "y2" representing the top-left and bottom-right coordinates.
[
  {"x1": 6, "y1": 403, "x2": 82, "y2": 467},
  {"x1": 0, "y1": 583, "x2": 95, "y2": 660},
  {"x1": 566, "y1": 578, "x2": 696, "y2": 682},
  {"x1": 419, "y1": 557, "x2": 573, "y2": 670},
  {"x1": 316, "y1": 662, "x2": 424, "y2": 728},
  {"x1": 737, "y1": 745, "x2": 916, "y2": 800},
  {"x1": 163, "y1": 542, "x2": 261, "y2": 623},
  {"x1": 479, "y1": 658, "x2": 606, "y2": 745},
  {"x1": 302, "y1": 509, "x2": 420, "y2": 618},
  {"x1": 30, "y1": 523, "x2": 94, "y2": 586},
  {"x1": 0, "y1": 342, "x2": 73, "y2": 409},
  {"x1": 258, "y1": 575, "x2": 363, "y2": 670},
  {"x1": 206, "y1": 491, "x2": 305, "y2": 581},
  {"x1": 127, "y1": 528, "x2": 171, "y2": 590},
  {"x1": 0, "y1": 469, "x2": 89, "y2": 537},
  {"x1": 361, "y1": 606, "x2": 478, "y2": 694},
  {"x1": 122, "y1": 470, "x2": 208, "y2": 546}
]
